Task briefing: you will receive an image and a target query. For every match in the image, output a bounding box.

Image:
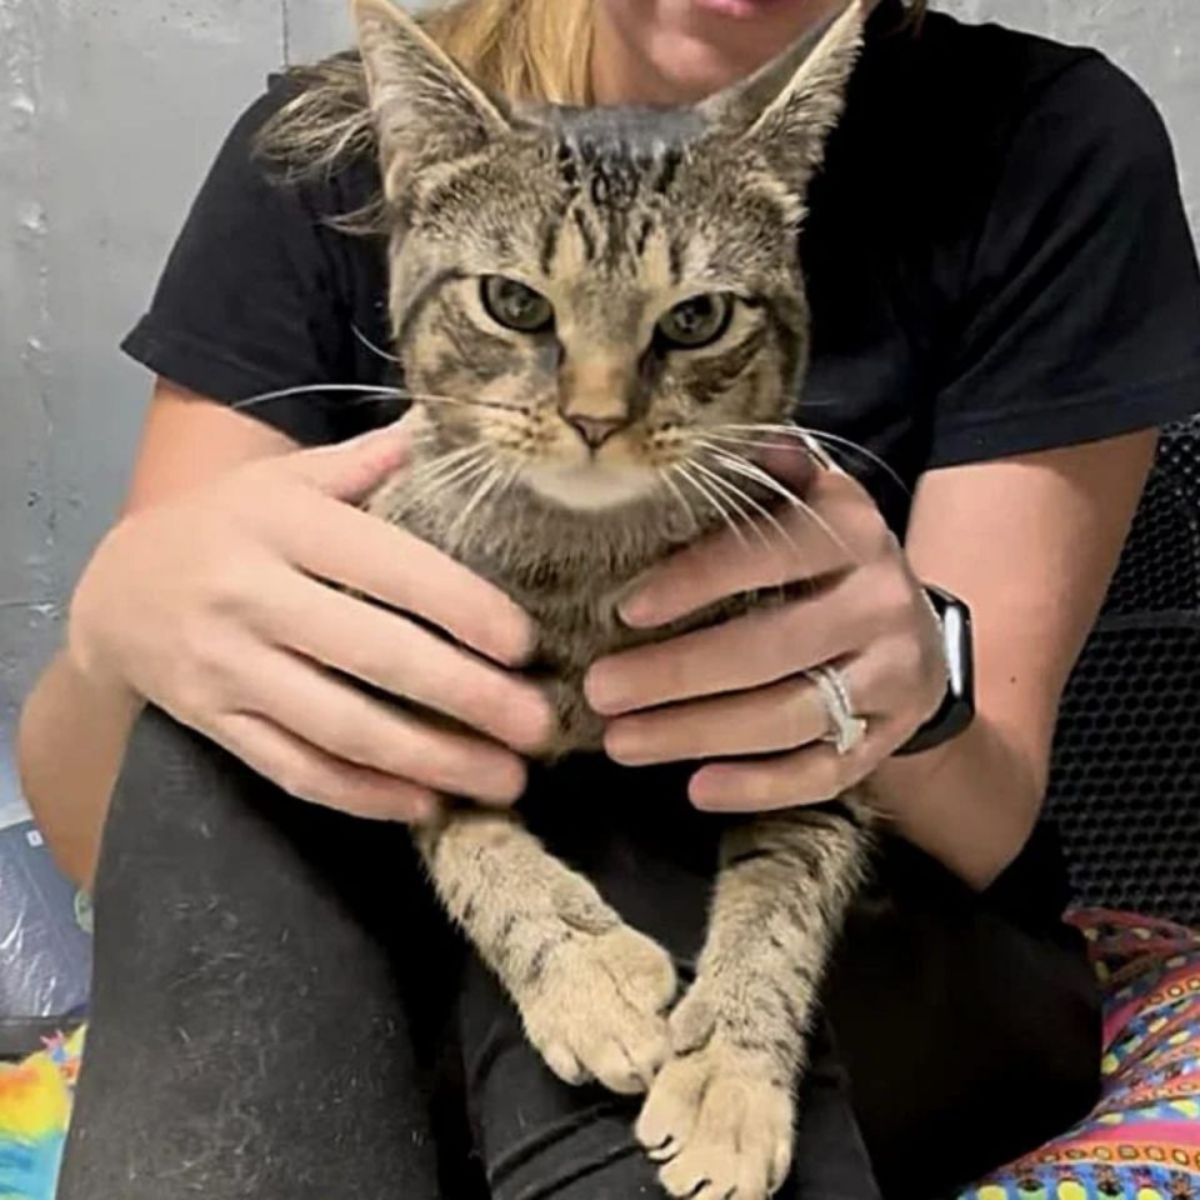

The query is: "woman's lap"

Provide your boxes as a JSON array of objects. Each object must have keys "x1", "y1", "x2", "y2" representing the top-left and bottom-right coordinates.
[
  {"x1": 57, "y1": 712, "x2": 1101, "y2": 1199},
  {"x1": 57, "y1": 711, "x2": 468, "y2": 1199}
]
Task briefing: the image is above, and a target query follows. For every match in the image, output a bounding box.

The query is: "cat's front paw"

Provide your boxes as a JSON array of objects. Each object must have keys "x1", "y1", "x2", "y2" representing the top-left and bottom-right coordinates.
[
  {"x1": 519, "y1": 924, "x2": 677, "y2": 1095},
  {"x1": 636, "y1": 993, "x2": 796, "y2": 1199}
]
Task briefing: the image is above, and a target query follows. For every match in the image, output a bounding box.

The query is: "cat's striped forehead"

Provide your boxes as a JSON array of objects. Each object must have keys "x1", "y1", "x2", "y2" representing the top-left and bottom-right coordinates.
[
  {"x1": 531, "y1": 105, "x2": 716, "y2": 287},
  {"x1": 544, "y1": 104, "x2": 707, "y2": 173}
]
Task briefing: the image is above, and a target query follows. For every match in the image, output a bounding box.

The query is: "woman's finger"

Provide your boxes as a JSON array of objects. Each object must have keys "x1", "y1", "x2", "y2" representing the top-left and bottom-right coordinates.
[
  {"x1": 259, "y1": 568, "x2": 552, "y2": 753},
  {"x1": 213, "y1": 710, "x2": 440, "y2": 823},
  {"x1": 619, "y1": 470, "x2": 867, "y2": 629},
  {"x1": 271, "y1": 488, "x2": 536, "y2": 668},
  {"x1": 284, "y1": 419, "x2": 416, "y2": 502},
  {"x1": 687, "y1": 719, "x2": 905, "y2": 813},
  {"x1": 236, "y1": 647, "x2": 528, "y2": 805},
  {"x1": 587, "y1": 578, "x2": 870, "y2": 715},
  {"x1": 605, "y1": 672, "x2": 835, "y2": 766}
]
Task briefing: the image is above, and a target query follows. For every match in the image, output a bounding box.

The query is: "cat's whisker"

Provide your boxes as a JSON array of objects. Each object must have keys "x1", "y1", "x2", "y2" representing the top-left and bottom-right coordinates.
[
  {"x1": 409, "y1": 393, "x2": 536, "y2": 417},
  {"x1": 690, "y1": 451, "x2": 798, "y2": 555},
  {"x1": 400, "y1": 447, "x2": 492, "y2": 509},
  {"x1": 351, "y1": 323, "x2": 403, "y2": 366},
  {"x1": 445, "y1": 463, "x2": 504, "y2": 550},
  {"x1": 453, "y1": 461, "x2": 507, "y2": 538},
  {"x1": 410, "y1": 453, "x2": 492, "y2": 501},
  {"x1": 673, "y1": 464, "x2": 751, "y2": 551},
  {"x1": 688, "y1": 460, "x2": 776, "y2": 556},
  {"x1": 704, "y1": 429, "x2": 840, "y2": 478},
  {"x1": 498, "y1": 459, "x2": 524, "y2": 502},
  {"x1": 713, "y1": 423, "x2": 909, "y2": 497},
  {"x1": 230, "y1": 382, "x2": 407, "y2": 413},
  {"x1": 230, "y1": 380, "x2": 530, "y2": 420},
  {"x1": 404, "y1": 460, "x2": 496, "y2": 523},
  {"x1": 405, "y1": 444, "x2": 486, "y2": 488},
  {"x1": 697, "y1": 446, "x2": 851, "y2": 558},
  {"x1": 657, "y1": 468, "x2": 699, "y2": 534}
]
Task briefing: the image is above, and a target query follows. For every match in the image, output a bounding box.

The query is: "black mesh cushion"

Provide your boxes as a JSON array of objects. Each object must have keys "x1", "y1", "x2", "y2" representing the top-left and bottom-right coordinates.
[{"x1": 1044, "y1": 417, "x2": 1200, "y2": 924}]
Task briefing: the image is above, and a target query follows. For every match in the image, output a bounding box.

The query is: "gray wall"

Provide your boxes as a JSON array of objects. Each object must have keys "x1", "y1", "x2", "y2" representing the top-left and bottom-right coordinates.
[{"x1": 1, "y1": 0, "x2": 1197, "y2": 819}]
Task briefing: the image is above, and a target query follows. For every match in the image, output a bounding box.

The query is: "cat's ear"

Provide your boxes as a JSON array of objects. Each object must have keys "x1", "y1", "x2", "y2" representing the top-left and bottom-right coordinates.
[
  {"x1": 353, "y1": 0, "x2": 512, "y2": 197},
  {"x1": 699, "y1": 0, "x2": 866, "y2": 185}
]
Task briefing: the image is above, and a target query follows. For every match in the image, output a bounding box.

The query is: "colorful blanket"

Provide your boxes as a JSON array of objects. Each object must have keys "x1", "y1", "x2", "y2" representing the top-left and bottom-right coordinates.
[
  {"x1": 1, "y1": 911, "x2": 1197, "y2": 1200},
  {"x1": 964, "y1": 910, "x2": 1200, "y2": 1200}
]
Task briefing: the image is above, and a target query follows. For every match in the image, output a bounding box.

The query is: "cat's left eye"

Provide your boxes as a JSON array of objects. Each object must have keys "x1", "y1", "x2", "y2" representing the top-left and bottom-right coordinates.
[
  {"x1": 656, "y1": 293, "x2": 734, "y2": 351},
  {"x1": 480, "y1": 276, "x2": 555, "y2": 334}
]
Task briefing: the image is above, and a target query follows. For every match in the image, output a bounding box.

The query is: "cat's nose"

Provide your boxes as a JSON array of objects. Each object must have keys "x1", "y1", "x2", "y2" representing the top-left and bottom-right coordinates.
[{"x1": 566, "y1": 415, "x2": 625, "y2": 449}]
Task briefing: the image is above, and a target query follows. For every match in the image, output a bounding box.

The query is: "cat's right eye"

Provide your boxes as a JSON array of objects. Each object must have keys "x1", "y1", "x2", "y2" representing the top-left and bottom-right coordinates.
[
  {"x1": 480, "y1": 276, "x2": 555, "y2": 334},
  {"x1": 655, "y1": 293, "x2": 734, "y2": 351}
]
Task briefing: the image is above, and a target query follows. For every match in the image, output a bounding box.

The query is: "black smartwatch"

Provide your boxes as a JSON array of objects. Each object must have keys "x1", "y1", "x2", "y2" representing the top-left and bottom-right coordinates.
[{"x1": 893, "y1": 585, "x2": 975, "y2": 756}]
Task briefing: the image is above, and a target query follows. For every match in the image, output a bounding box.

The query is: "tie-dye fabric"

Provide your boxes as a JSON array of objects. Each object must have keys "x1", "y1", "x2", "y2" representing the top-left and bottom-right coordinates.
[
  {"x1": 1, "y1": 912, "x2": 1196, "y2": 1200},
  {"x1": 0, "y1": 1028, "x2": 82, "y2": 1200}
]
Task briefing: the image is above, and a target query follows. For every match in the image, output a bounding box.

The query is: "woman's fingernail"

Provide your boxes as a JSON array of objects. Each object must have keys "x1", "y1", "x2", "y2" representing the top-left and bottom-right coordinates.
[
  {"x1": 689, "y1": 770, "x2": 733, "y2": 811},
  {"x1": 619, "y1": 595, "x2": 659, "y2": 627},
  {"x1": 409, "y1": 800, "x2": 436, "y2": 824},
  {"x1": 585, "y1": 667, "x2": 622, "y2": 714},
  {"x1": 605, "y1": 725, "x2": 644, "y2": 765},
  {"x1": 689, "y1": 775, "x2": 716, "y2": 808}
]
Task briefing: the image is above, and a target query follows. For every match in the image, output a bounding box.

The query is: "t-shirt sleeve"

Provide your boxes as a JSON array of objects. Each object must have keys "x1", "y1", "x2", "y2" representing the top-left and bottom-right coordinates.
[
  {"x1": 121, "y1": 84, "x2": 370, "y2": 445},
  {"x1": 926, "y1": 54, "x2": 1200, "y2": 468}
]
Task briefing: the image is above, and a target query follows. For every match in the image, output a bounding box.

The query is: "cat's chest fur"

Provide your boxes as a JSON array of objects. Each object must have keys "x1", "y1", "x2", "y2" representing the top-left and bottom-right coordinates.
[{"x1": 369, "y1": 462, "x2": 758, "y2": 756}]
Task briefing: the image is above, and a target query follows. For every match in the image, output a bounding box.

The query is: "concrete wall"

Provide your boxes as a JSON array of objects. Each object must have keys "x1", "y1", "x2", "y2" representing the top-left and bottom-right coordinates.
[{"x1": 1, "y1": 0, "x2": 1197, "y2": 819}]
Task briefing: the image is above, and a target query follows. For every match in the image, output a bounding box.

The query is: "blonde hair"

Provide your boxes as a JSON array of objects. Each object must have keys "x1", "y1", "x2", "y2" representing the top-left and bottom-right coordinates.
[
  {"x1": 259, "y1": 0, "x2": 925, "y2": 185},
  {"x1": 424, "y1": 0, "x2": 596, "y2": 105},
  {"x1": 423, "y1": 0, "x2": 926, "y2": 104}
]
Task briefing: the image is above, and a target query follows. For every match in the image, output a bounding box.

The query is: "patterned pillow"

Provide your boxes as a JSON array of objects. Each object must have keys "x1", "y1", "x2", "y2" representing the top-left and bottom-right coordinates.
[{"x1": 1, "y1": 912, "x2": 1197, "y2": 1200}]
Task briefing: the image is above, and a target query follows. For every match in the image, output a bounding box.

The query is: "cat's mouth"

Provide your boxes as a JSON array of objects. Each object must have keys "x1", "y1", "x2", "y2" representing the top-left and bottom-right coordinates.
[
  {"x1": 514, "y1": 408, "x2": 709, "y2": 512},
  {"x1": 522, "y1": 454, "x2": 662, "y2": 512}
]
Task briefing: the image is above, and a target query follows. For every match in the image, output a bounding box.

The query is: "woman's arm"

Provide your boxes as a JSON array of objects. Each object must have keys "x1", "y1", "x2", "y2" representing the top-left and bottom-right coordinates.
[
  {"x1": 17, "y1": 384, "x2": 303, "y2": 887},
  {"x1": 17, "y1": 383, "x2": 550, "y2": 890},
  {"x1": 586, "y1": 429, "x2": 1160, "y2": 892},
  {"x1": 870, "y1": 428, "x2": 1158, "y2": 886}
]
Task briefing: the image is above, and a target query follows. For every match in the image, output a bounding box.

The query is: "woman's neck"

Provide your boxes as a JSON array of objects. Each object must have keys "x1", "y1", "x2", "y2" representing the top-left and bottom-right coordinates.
[{"x1": 590, "y1": 0, "x2": 853, "y2": 107}]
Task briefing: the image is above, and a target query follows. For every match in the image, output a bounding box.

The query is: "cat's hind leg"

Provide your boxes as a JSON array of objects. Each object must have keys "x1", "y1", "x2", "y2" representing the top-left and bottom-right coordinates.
[
  {"x1": 636, "y1": 802, "x2": 870, "y2": 1200},
  {"x1": 417, "y1": 809, "x2": 678, "y2": 1095}
]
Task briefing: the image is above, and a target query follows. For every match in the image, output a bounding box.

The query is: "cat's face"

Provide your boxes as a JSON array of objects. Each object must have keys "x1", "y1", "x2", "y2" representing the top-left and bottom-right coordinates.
[{"x1": 356, "y1": 0, "x2": 864, "y2": 513}]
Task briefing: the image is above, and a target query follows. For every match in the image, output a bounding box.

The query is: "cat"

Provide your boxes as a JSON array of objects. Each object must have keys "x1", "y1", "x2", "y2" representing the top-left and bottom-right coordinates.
[{"x1": 352, "y1": 1, "x2": 873, "y2": 1194}]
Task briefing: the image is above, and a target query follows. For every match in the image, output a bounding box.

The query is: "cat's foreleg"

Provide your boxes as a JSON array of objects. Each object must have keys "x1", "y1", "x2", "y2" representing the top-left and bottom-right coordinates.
[
  {"x1": 636, "y1": 799, "x2": 871, "y2": 1200},
  {"x1": 415, "y1": 809, "x2": 677, "y2": 1094}
]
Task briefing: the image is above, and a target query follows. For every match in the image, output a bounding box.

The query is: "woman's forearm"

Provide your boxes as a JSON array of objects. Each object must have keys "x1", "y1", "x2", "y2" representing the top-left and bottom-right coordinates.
[
  {"x1": 869, "y1": 714, "x2": 1045, "y2": 892},
  {"x1": 16, "y1": 649, "x2": 144, "y2": 889}
]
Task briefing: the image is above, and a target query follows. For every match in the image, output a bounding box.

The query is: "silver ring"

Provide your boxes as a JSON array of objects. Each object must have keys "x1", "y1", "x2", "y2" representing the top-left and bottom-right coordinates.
[{"x1": 805, "y1": 666, "x2": 867, "y2": 756}]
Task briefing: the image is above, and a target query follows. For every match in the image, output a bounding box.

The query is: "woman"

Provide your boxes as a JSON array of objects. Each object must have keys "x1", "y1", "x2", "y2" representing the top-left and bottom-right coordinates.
[{"x1": 18, "y1": 0, "x2": 1200, "y2": 1196}]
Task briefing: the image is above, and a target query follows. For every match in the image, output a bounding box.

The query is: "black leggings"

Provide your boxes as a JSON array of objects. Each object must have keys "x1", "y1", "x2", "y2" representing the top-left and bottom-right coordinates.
[{"x1": 58, "y1": 710, "x2": 1102, "y2": 1200}]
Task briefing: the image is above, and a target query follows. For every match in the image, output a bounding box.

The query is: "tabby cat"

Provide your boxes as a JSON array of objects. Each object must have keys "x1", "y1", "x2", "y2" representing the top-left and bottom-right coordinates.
[{"x1": 354, "y1": 1, "x2": 873, "y2": 1194}]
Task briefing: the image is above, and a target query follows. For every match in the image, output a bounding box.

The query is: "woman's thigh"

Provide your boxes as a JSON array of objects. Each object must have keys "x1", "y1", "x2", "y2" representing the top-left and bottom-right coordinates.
[{"x1": 57, "y1": 708, "x2": 469, "y2": 1200}]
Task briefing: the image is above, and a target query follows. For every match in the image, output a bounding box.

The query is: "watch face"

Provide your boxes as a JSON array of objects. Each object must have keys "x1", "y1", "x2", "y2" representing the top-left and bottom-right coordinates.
[
  {"x1": 939, "y1": 596, "x2": 971, "y2": 699},
  {"x1": 894, "y1": 586, "x2": 975, "y2": 756}
]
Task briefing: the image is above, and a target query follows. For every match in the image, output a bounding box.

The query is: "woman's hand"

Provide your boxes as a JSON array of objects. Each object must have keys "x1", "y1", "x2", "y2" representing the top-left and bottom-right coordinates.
[
  {"x1": 67, "y1": 423, "x2": 553, "y2": 823},
  {"x1": 584, "y1": 453, "x2": 948, "y2": 812}
]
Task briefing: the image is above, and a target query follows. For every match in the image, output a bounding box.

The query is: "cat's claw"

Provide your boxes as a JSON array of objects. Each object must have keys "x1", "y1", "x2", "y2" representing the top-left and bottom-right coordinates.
[
  {"x1": 518, "y1": 924, "x2": 677, "y2": 1095},
  {"x1": 636, "y1": 1027, "x2": 795, "y2": 1200}
]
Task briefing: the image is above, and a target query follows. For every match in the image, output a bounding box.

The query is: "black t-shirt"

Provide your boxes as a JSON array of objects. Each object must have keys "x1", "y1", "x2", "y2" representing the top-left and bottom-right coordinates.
[
  {"x1": 123, "y1": 1, "x2": 1200, "y2": 536},
  {"x1": 120, "y1": 2, "x2": 1200, "y2": 916}
]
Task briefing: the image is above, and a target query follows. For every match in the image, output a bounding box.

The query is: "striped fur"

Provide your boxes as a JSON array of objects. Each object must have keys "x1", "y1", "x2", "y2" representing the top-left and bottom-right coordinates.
[{"x1": 356, "y1": 2, "x2": 872, "y2": 1194}]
